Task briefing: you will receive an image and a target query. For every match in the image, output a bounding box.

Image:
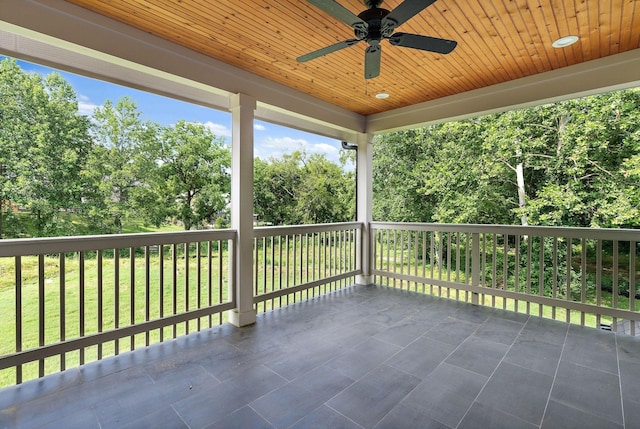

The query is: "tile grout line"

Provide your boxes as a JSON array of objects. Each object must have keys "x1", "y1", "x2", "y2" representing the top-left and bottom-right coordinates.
[
  {"x1": 293, "y1": 286, "x2": 466, "y2": 428},
  {"x1": 297, "y1": 288, "x2": 429, "y2": 428},
  {"x1": 249, "y1": 289, "x2": 372, "y2": 429},
  {"x1": 247, "y1": 403, "x2": 277, "y2": 429},
  {"x1": 382, "y1": 307, "x2": 500, "y2": 429},
  {"x1": 323, "y1": 403, "x2": 366, "y2": 429},
  {"x1": 316, "y1": 298, "x2": 407, "y2": 428},
  {"x1": 170, "y1": 403, "x2": 191, "y2": 429},
  {"x1": 538, "y1": 321, "x2": 570, "y2": 429},
  {"x1": 615, "y1": 334, "x2": 626, "y2": 429},
  {"x1": 453, "y1": 312, "x2": 534, "y2": 429}
]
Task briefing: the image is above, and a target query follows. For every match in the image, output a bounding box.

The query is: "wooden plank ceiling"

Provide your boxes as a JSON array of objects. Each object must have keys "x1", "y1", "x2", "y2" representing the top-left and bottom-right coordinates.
[{"x1": 65, "y1": 0, "x2": 639, "y2": 116}]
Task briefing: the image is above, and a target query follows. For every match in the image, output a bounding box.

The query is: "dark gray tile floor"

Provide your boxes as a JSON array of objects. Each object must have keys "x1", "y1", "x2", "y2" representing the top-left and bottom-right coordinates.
[{"x1": 1, "y1": 284, "x2": 639, "y2": 429}]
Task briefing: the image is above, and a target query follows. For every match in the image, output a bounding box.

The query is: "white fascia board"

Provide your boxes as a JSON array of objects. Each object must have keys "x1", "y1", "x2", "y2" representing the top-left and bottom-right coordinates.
[
  {"x1": 0, "y1": 0, "x2": 365, "y2": 140},
  {"x1": 367, "y1": 49, "x2": 640, "y2": 134},
  {"x1": 255, "y1": 102, "x2": 360, "y2": 143}
]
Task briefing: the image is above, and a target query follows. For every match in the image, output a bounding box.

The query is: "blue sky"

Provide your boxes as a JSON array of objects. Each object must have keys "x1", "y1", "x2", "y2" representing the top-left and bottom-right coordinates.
[{"x1": 8, "y1": 57, "x2": 350, "y2": 167}]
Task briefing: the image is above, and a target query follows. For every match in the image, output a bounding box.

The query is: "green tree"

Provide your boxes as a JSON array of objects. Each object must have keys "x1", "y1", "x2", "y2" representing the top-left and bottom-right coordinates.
[
  {"x1": 374, "y1": 119, "x2": 513, "y2": 224},
  {"x1": 482, "y1": 104, "x2": 561, "y2": 225},
  {"x1": 254, "y1": 151, "x2": 354, "y2": 225},
  {"x1": 373, "y1": 129, "x2": 435, "y2": 222},
  {"x1": 156, "y1": 120, "x2": 230, "y2": 230},
  {"x1": 519, "y1": 91, "x2": 640, "y2": 227},
  {"x1": 374, "y1": 89, "x2": 640, "y2": 228},
  {"x1": 254, "y1": 152, "x2": 304, "y2": 225},
  {"x1": 297, "y1": 153, "x2": 354, "y2": 223},
  {"x1": 83, "y1": 97, "x2": 158, "y2": 233},
  {"x1": 419, "y1": 119, "x2": 514, "y2": 224},
  {"x1": 0, "y1": 59, "x2": 91, "y2": 237}
]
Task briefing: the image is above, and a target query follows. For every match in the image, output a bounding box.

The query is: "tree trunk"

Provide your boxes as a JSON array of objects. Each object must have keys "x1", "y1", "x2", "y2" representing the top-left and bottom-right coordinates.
[
  {"x1": 515, "y1": 147, "x2": 528, "y2": 226},
  {"x1": 556, "y1": 113, "x2": 572, "y2": 156},
  {"x1": 0, "y1": 164, "x2": 3, "y2": 239},
  {"x1": 184, "y1": 191, "x2": 194, "y2": 230},
  {"x1": 434, "y1": 231, "x2": 442, "y2": 270}
]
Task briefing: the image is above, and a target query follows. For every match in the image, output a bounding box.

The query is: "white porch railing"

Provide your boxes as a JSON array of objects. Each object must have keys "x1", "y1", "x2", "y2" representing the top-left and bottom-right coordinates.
[
  {"x1": 0, "y1": 230, "x2": 236, "y2": 387},
  {"x1": 2, "y1": 220, "x2": 639, "y2": 388},
  {"x1": 371, "y1": 222, "x2": 640, "y2": 334},
  {"x1": 253, "y1": 223, "x2": 361, "y2": 312},
  {"x1": 0, "y1": 222, "x2": 362, "y2": 387}
]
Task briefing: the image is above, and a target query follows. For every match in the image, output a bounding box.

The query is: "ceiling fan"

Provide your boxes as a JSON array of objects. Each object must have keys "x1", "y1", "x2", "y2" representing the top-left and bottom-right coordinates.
[{"x1": 297, "y1": 0, "x2": 457, "y2": 79}]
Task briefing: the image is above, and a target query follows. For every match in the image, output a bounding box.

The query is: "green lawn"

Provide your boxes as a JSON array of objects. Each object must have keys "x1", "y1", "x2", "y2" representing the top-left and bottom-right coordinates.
[
  {"x1": 1, "y1": 211, "x2": 185, "y2": 239},
  {"x1": 375, "y1": 239, "x2": 636, "y2": 332},
  {"x1": 2, "y1": 228, "x2": 635, "y2": 388},
  {"x1": 0, "y1": 232, "x2": 356, "y2": 388},
  {"x1": 381, "y1": 277, "x2": 629, "y2": 329},
  {"x1": 0, "y1": 244, "x2": 231, "y2": 387}
]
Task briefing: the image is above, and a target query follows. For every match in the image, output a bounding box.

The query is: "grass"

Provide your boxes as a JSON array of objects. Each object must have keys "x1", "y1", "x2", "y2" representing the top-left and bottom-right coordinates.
[
  {"x1": 0, "y1": 231, "x2": 357, "y2": 388},
  {"x1": 2, "y1": 226, "x2": 635, "y2": 388},
  {"x1": 120, "y1": 222, "x2": 184, "y2": 234},
  {"x1": 0, "y1": 243, "x2": 232, "y2": 388},
  {"x1": 2, "y1": 211, "x2": 185, "y2": 239},
  {"x1": 376, "y1": 238, "x2": 636, "y2": 333},
  {"x1": 381, "y1": 276, "x2": 628, "y2": 330}
]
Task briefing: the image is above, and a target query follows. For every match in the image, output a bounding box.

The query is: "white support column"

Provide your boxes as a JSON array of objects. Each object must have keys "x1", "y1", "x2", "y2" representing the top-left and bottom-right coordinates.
[
  {"x1": 355, "y1": 132, "x2": 374, "y2": 285},
  {"x1": 229, "y1": 93, "x2": 257, "y2": 327}
]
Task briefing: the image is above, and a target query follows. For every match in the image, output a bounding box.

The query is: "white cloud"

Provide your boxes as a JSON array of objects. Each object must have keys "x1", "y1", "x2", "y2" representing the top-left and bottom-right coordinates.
[
  {"x1": 310, "y1": 142, "x2": 339, "y2": 155},
  {"x1": 254, "y1": 123, "x2": 266, "y2": 131},
  {"x1": 261, "y1": 136, "x2": 305, "y2": 150},
  {"x1": 256, "y1": 136, "x2": 345, "y2": 166},
  {"x1": 77, "y1": 94, "x2": 99, "y2": 117},
  {"x1": 201, "y1": 121, "x2": 232, "y2": 137}
]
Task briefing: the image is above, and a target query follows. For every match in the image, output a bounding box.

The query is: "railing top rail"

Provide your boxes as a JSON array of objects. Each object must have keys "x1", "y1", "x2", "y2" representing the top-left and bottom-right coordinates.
[
  {"x1": 0, "y1": 229, "x2": 237, "y2": 257},
  {"x1": 370, "y1": 221, "x2": 640, "y2": 241},
  {"x1": 254, "y1": 222, "x2": 363, "y2": 239}
]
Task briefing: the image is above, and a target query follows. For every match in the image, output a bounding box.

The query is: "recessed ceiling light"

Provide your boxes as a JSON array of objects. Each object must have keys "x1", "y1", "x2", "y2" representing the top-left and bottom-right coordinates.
[
  {"x1": 375, "y1": 93, "x2": 390, "y2": 99},
  {"x1": 552, "y1": 35, "x2": 579, "y2": 48}
]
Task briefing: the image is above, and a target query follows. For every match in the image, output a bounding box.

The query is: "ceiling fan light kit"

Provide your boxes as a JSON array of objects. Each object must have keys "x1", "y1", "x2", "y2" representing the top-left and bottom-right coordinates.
[{"x1": 297, "y1": 0, "x2": 457, "y2": 79}]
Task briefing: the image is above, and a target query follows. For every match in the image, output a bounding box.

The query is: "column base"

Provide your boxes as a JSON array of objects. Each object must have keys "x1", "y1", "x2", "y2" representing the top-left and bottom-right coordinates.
[
  {"x1": 355, "y1": 274, "x2": 375, "y2": 286},
  {"x1": 471, "y1": 292, "x2": 480, "y2": 305},
  {"x1": 229, "y1": 308, "x2": 257, "y2": 327}
]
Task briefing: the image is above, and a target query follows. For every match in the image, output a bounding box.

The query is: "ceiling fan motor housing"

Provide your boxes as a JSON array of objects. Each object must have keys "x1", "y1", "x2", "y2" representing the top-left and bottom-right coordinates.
[{"x1": 356, "y1": 8, "x2": 392, "y2": 43}]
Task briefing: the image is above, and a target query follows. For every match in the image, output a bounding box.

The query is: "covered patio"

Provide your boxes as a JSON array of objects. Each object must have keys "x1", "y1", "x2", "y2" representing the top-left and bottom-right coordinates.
[
  {"x1": 1, "y1": 1, "x2": 640, "y2": 428},
  {"x1": 2, "y1": 284, "x2": 639, "y2": 429}
]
